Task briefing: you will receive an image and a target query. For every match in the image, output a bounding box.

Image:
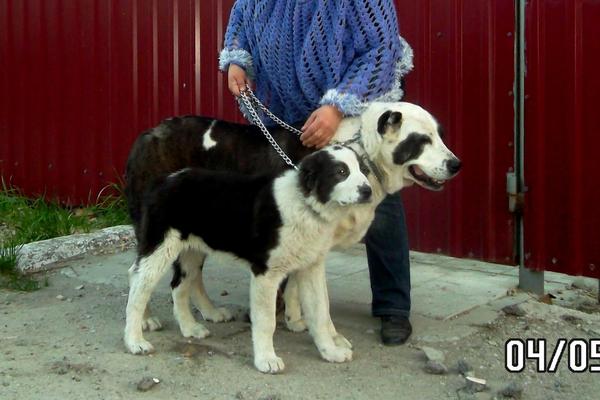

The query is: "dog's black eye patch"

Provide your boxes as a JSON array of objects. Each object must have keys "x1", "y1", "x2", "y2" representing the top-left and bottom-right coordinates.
[
  {"x1": 393, "y1": 133, "x2": 432, "y2": 165},
  {"x1": 335, "y1": 163, "x2": 349, "y2": 179}
]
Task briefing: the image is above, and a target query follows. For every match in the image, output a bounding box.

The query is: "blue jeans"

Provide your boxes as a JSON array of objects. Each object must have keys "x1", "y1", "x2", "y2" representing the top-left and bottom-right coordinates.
[{"x1": 364, "y1": 192, "x2": 411, "y2": 318}]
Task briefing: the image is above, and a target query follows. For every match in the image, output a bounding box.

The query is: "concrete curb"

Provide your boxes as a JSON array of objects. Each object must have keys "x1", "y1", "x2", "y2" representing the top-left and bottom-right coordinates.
[{"x1": 16, "y1": 225, "x2": 136, "y2": 274}]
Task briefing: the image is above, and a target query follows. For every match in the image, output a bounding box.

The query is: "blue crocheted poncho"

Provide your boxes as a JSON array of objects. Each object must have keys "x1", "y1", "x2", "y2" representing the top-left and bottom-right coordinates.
[{"x1": 219, "y1": 0, "x2": 413, "y2": 125}]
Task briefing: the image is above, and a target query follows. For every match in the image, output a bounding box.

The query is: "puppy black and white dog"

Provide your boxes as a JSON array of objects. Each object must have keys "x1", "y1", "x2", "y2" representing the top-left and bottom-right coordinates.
[
  {"x1": 124, "y1": 146, "x2": 372, "y2": 373},
  {"x1": 125, "y1": 101, "x2": 462, "y2": 337}
]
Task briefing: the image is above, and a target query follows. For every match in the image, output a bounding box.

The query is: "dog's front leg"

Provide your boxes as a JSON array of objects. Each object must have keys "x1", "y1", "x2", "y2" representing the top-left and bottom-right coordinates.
[
  {"x1": 250, "y1": 270, "x2": 286, "y2": 374},
  {"x1": 297, "y1": 261, "x2": 353, "y2": 363}
]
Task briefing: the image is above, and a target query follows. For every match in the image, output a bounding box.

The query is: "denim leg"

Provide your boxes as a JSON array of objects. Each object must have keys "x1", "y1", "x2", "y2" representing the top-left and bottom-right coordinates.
[{"x1": 364, "y1": 192, "x2": 411, "y2": 318}]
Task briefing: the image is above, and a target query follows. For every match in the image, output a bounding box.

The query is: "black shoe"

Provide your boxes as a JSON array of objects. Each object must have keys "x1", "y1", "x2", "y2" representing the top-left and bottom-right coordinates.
[{"x1": 380, "y1": 316, "x2": 412, "y2": 346}]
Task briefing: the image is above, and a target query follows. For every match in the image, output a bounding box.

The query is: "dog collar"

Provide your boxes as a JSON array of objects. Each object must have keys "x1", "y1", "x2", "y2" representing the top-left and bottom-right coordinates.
[{"x1": 339, "y1": 133, "x2": 385, "y2": 186}]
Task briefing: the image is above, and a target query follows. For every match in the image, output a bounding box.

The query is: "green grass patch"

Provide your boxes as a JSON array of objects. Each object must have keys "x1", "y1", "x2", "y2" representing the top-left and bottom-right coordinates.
[{"x1": 0, "y1": 180, "x2": 130, "y2": 291}]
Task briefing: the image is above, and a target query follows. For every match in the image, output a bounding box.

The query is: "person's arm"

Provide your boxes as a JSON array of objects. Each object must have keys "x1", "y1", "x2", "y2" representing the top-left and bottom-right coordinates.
[
  {"x1": 320, "y1": 0, "x2": 403, "y2": 115},
  {"x1": 219, "y1": 0, "x2": 253, "y2": 96},
  {"x1": 302, "y1": 0, "x2": 405, "y2": 148}
]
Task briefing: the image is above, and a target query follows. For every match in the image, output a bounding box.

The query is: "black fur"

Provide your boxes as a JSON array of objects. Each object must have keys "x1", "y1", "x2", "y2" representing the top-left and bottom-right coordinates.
[
  {"x1": 170, "y1": 258, "x2": 186, "y2": 288},
  {"x1": 377, "y1": 110, "x2": 403, "y2": 135},
  {"x1": 392, "y1": 133, "x2": 432, "y2": 165},
  {"x1": 139, "y1": 169, "x2": 283, "y2": 276},
  {"x1": 298, "y1": 151, "x2": 350, "y2": 204}
]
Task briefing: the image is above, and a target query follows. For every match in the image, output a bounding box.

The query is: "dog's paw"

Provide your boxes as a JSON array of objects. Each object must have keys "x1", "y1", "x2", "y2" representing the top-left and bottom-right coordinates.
[
  {"x1": 125, "y1": 338, "x2": 155, "y2": 355},
  {"x1": 254, "y1": 355, "x2": 285, "y2": 374},
  {"x1": 142, "y1": 316, "x2": 163, "y2": 332},
  {"x1": 333, "y1": 333, "x2": 352, "y2": 349},
  {"x1": 285, "y1": 317, "x2": 307, "y2": 333},
  {"x1": 181, "y1": 323, "x2": 210, "y2": 339},
  {"x1": 202, "y1": 307, "x2": 233, "y2": 323},
  {"x1": 319, "y1": 346, "x2": 353, "y2": 363}
]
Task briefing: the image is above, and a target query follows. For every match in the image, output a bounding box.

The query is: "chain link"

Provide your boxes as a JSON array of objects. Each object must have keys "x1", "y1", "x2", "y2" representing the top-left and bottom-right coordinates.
[
  {"x1": 243, "y1": 85, "x2": 303, "y2": 136},
  {"x1": 238, "y1": 88, "x2": 299, "y2": 170}
]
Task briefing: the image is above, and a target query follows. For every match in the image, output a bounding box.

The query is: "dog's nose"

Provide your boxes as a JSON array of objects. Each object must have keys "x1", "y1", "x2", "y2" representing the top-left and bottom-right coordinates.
[
  {"x1": 446, "y1": 158, "x2": 462, "y2": 174},
  {"x1": 358, "y1": 184, "x2": 372, "y2": 201}
]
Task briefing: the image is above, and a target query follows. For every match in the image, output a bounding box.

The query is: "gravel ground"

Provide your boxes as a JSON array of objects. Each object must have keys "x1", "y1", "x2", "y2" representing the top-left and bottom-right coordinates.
[{"x1": 0, "y1": 251, "x2": 599, "y2": 400}]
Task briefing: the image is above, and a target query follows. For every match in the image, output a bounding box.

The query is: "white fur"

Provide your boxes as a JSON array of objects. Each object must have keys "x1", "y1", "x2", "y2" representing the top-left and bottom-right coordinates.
[{"x1": 202, "y1": 120, "x2": 218, "y2": 150}]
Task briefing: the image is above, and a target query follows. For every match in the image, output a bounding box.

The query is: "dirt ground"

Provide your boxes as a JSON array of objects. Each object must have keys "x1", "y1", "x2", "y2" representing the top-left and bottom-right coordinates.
[{"x1": 1, "y1": 249, "x2": 599, "y2": 400}]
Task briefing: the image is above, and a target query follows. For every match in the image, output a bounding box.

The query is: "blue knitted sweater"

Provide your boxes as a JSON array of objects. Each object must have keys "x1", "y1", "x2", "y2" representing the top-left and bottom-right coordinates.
[{"x1": 219, "y1": 0, "x2": 413, "y2": 125}]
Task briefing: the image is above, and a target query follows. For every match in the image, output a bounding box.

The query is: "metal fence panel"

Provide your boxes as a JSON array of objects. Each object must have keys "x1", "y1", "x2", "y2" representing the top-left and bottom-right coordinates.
[{"x1": 523, "y1": 0, "x2": 600, "y2": 278}]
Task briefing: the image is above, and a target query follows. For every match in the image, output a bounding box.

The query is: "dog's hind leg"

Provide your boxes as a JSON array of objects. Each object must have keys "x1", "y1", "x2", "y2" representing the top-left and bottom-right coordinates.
[
  {"x1": 296, "y1": 260, "x2": 353, "y2": 363},
  {"x1": 188, "y1": 253, "x2": 233, "y2": 323},
  {"x1": 141, "y1": 305, "x2": 163, "y2": 332},
  {"x1": 171, "y1": 250, "x2": 211, "y2": 339},
  {"x1": 128, "y1": 266, "x2": 162, "y2": 332},
  {"x1": 251, "y1": 270, "x2": 287, "y2": 374},
  {"x1": 322, "y1": 279, "x2": 352, "y2": 349},
  {"x1": 283, "y1": 273, "x2": 307, "y2": 332},
  {"x1": 124, "y1": 242, "x2": 179, "y2": 354}
]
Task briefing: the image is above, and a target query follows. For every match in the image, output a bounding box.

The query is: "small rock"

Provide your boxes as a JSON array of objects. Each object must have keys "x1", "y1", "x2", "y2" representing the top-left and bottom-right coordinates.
[
  {"x1": 220, "y1": 290, "x2": 229, "y2": 296},
  {"x1": 538, "y1": 294, "x2": 553, "y2": 305},
  {"x1": 421, "y1": 346, "x2": 445, "y2": 363},
  {"x1": 561, "y1": 314, "x2": 583, "y2": 324},
  {"x1": 424, "y1": 360, "x2": 448, "y2": 375},
  {"x1": 456, "y1": 359, "x2": 472, "y2": 375},
  {"x1": 465, "y1": 376, "x2": 488, "y2": 393},
  {"x1": 499, "y1": 382, "x2": 523, "y2": 399},
  {"x1": 502, "y1": 304, "x2": 526, "y2": 317},
  {"x1": 137, "y1": 377, "x2": 160, "y2": 392},
  {"x1": 56, "y1": 295, "x2": 65, "y2": 301},
  {"x1": 75, "y1": 285, "x2": 84, "y2": 290}
]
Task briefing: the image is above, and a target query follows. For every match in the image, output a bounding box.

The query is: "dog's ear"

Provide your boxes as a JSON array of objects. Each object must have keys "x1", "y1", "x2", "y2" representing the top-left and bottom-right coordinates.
[
  {"x1": 377, "y1": 110, "x2": 403, "y2": 135},
  {"x1": 299, "y1": 152, "x2": 322, "y2": 196}
]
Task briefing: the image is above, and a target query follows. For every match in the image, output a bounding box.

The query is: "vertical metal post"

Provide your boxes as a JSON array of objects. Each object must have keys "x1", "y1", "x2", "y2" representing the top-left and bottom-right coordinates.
[{"x1": 515, "y1": 0, "x2": 544, "y2": 294}]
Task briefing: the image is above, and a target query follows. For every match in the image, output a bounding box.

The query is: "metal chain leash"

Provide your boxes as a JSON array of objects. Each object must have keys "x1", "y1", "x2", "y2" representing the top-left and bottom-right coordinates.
[
  {"x1": 238, "y1": 85, "x2": 381, "y2": 182},
  {"x1": 238, "y1": 87, "x2": 299, "y2": 170},
  {"x1": 242, "y1": 85, "x2": 303, "y2": 137}
]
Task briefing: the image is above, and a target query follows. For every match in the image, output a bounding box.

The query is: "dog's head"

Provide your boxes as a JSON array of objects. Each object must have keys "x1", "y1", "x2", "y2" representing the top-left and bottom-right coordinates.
[
  {"x1": 361, "y1": 102, "x2": 461, "y2": 192},
  {"x1": 299, "y1": 145, "x2": 372, "y2": 206}
]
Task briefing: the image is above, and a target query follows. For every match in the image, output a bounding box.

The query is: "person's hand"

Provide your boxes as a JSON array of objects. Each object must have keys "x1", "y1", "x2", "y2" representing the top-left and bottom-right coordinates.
[
  {"x1": 300, "y1": 105, "x2": 343, "y2": 149},
  {"x1": 228, "y1": 64, "x2": 251, "y2": 96}
]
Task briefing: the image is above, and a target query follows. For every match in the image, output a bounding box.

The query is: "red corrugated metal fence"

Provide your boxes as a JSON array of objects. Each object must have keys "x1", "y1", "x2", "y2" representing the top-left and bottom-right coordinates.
[
  {"x1": 523, "y1": 0, "x2": 600, "y2": 278},
  {"x1": 0, "y1": 0, "x2": 242, "y2": 203},
  {"x1": 397, "y1": 0, "x2": 516, "y2": 265},
  {"x1": 1, "y1": 0, "x2": 598, "y2": 278}
]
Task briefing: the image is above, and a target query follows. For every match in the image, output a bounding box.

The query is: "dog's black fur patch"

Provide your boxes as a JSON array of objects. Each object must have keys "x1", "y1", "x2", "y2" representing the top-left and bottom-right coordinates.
[
  {"x1": 170, "y1": 258, "x2": 186, "y2": 288},
  {"x1": 299, "y1": 151, "x2": 351, "y2": 204},
  {"x1": 138, "y1": 169, "x2": 283, "y2": 276},
  {"x1": 392, "y1": 133, "x2": 432, "y2": 165},
  {"x1": 377, "y1": 111, "x2": 403, "y2": 135}
]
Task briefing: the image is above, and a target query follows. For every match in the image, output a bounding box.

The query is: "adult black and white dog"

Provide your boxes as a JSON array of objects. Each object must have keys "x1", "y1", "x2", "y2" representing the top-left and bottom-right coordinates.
[
  {"x1": 124, "y1": 101, "x2": 461, "y2": 371},
  {"x1": 125, "y1": 146, "x2": 372, "y2": 373}
]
